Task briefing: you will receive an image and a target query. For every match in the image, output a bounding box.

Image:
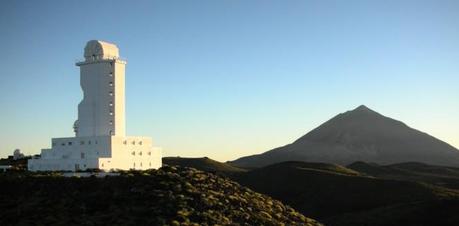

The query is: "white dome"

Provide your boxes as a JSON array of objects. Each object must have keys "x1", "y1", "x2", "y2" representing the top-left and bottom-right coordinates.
[{"x1": 84, "y1": 40, "x2": 119, "y2": 59}]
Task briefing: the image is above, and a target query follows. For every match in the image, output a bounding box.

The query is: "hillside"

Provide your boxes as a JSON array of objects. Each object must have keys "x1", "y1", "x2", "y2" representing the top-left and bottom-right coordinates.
[
  {"x1": 0, "y1": 166, "x2": 321, "y2": 226},
  {"x1": 230, "y1": 105, "x2": 459, "y2": 168},
  {"x1": 163, "y1": 157, "x2": 246, "y2": 175},
  {"x1": 258, "y1": 161, "x2": 361, "y2": 176},
  {"x1": 231, "y1": 161, "x2": 459, "y2": 225},
  {"x1": 348, "y1": 161, "x2": 459, "y2": 190},
  {"x1": 326, "y1": 199, "x2": 459, "y2": 226}
]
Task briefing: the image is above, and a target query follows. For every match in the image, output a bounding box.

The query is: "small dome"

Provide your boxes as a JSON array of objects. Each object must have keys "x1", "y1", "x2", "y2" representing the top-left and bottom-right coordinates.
[{"x1": 84, "y1": 40, "x2": 119, "y2": 59}]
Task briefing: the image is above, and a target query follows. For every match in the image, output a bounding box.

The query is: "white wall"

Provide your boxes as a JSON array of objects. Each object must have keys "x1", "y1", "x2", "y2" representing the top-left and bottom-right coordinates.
[
  {"x1": 76, "y1": 58, "x2": 126, "y2": 137},
  {"x1": 28, "y1": 136, "x2": 162, "y2": 171}
]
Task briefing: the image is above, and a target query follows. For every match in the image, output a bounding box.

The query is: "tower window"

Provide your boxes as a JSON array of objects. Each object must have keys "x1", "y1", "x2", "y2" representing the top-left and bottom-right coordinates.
[
  {"x1": 109, "y1": 120, "x2": 113, "y2": 125},
  {"x1": 68, "y1": 142, "x2": 72, "y2": 146},
  {"x1": 109, "y1": 112, "x2": 113, "y2": 116},
  {"x1": 109, "y1": 92, "x2": 113, "y2": 96},
  {"x1": 109, "y1": 102, "x2": 113, "y2": 107},
  {"x1": 109, "y1": 82, "x2": 113, "y2": 87},
  {"x1": 139, "y1": 141, "x2": 143, "y2": 145},
  {"x1": 139, "y1": 151, "x2": 142, "y2": 156},
  {"x1": 109, "y1": 72, "x2": 113, "y2": 77},
  {"x1": 131, "y1": 151, "x2": 135, "y2": 156}
]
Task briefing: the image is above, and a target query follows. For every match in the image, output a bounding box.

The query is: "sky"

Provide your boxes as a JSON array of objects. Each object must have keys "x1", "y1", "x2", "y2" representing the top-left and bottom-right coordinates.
[{"x1": 1, "y1": 0, "x2": 458, "y2": 162}]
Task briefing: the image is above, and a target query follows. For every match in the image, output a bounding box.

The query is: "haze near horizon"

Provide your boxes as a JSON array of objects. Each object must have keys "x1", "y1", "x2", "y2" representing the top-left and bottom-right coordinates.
[{"x1": 0, "y1": 0, "x2": 458, "y2": 161}]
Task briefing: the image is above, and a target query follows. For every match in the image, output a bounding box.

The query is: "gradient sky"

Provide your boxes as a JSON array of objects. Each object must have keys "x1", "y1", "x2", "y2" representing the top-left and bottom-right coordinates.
[{"x1": 1, "y1": 0, "x2": 458, "y2": 161}]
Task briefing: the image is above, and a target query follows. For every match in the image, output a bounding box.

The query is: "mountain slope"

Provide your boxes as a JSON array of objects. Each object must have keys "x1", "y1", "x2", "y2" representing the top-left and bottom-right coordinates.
[
  {"x1": 0, "y1": 166, "x2": 321, "y2": 226},
  {"x1": 348, "y1": 161, "x2": 459, "y2": 190},
  {"x1": 230, "y1": 105, "x2": 459, "y2": 168},
  {"x1": 231, "y1": 161, "x2": 459, "y2": 225},
  {"x1": 163, "y1": 157, "x2": 246, "y2": 176},
  {"x1": 325, "y1": 199, "x2": 459, "y2": 226}
]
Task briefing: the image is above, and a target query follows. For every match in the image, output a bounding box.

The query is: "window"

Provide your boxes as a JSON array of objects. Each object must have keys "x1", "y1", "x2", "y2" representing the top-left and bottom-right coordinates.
[
  {"x1": 61, "y1": 143, "x2": 65, "y2": 146},
  {"x1": 88, "y1": 140, "x2": 91, "y2": 145},
  {"x1": 109, "y1": 92, "x2": 113, "y2": 96},
  {"x1": 109, "y1": 102, "x2": 113, "y2": 107},
  {"x1": 123, "y1": 140, "x2": 127, "y2": 145},
  {"x1": 139, "y1": 141, "x2": 143, "y2": 145},
  {"x1": 109, "y1": 120, "x2": 113, "y2": 125},
  {"x1": 109, "y1": 82, "x2": 113, "y2": 87},
  {"x1": 68, "y1": 142, "x2": 72, "y2": 146},
  {"x1": 132, "y1": 141, "x2": 135, "y2": 145},
  {"x1": 148, "y1": 152, "x2": 151, "y2": 156},
  {"x1": 81, "y1": 153, "x2": 85, "y2": 159},
  {"x1": 149, "y1": 162, "x2": 151, "y2": 167},
  {"x1": 102, "y1": 163, "x2": 104, "y2": 167},
  {"x1": 80, "y1": 141, "x2": 84, "y2": 145},
  {"x1": 109, "y1": 112, "x2": 113, "y2": 116},
  {"x1": 109, "y1": 72, "x2": 113, "y2": 77},
  {"x1": 131, "y1": 151, "x2": 135, "y2": 156},
  {"x1": 140, "y1": 162, "x2": 143, "y2": 167},
  {"x1": 139, "y1": 151, "x2": 142, "y2": 156}
]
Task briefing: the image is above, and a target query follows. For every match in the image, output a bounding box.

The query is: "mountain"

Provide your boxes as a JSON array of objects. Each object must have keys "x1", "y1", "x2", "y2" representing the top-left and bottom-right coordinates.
[
  {"x1": 230, "y1": 105, "x2": 459, "y2": 168},
  {"x1": 0, "y1": 166, "x2": 322, "y2": 226},
  {"x1": 163, "y1": 157, "x2": 246, "y2": 175},
  {"x1": 231, "y1": 161, "x2": 459, "y2": 226}
]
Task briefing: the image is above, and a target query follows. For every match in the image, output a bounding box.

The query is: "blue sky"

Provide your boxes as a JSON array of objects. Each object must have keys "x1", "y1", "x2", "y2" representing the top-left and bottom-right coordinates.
[{"x1": 1, "y1": 0, "x2": 458, "y2": 161}]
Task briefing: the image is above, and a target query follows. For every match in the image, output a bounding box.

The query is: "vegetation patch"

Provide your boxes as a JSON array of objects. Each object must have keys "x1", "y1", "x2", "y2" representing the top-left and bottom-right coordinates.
[{"x1": 0, "y1": 166, "x2": 321, "y2": 226}]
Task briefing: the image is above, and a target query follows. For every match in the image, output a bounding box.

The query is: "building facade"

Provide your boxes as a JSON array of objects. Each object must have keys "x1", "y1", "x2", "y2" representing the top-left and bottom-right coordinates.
[{"x1": 28, "y1": 40, "x2": 162, "y2": 171}]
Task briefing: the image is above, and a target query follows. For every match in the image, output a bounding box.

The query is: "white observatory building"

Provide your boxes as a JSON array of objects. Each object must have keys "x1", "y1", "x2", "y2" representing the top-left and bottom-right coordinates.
[{"x1": 28, "y1": 40, "x2": 162, "y2": 171}]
